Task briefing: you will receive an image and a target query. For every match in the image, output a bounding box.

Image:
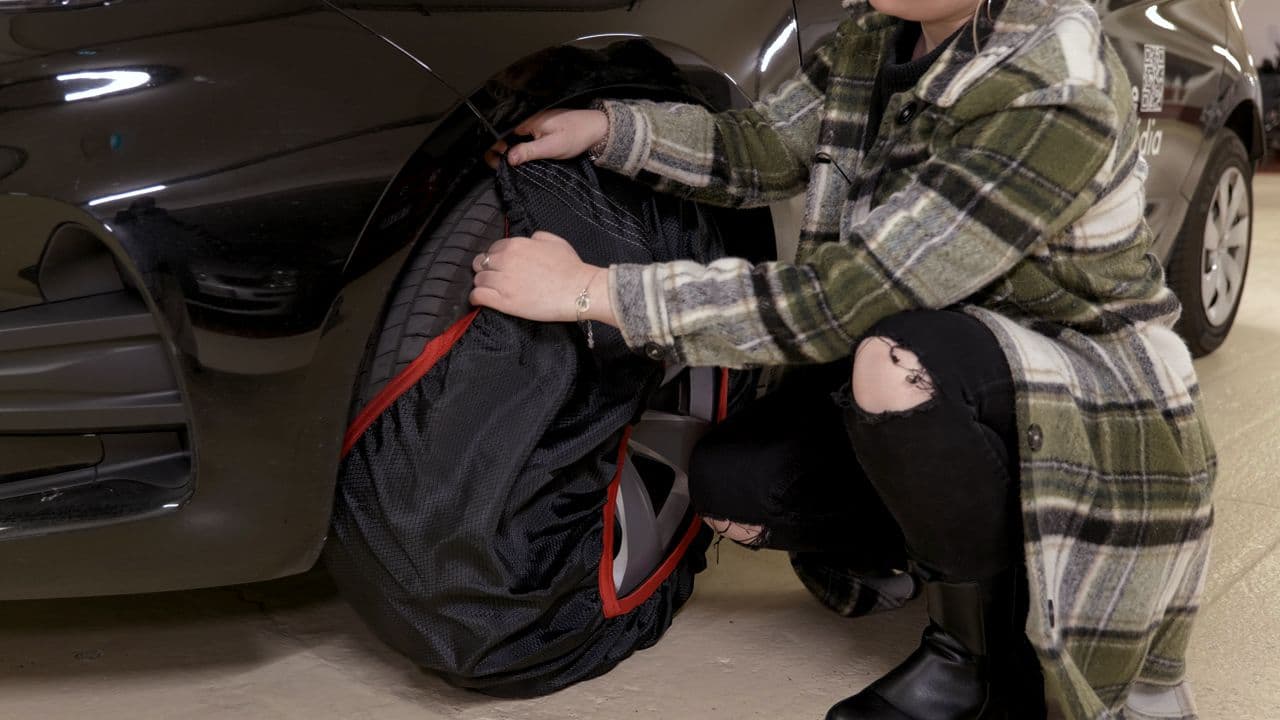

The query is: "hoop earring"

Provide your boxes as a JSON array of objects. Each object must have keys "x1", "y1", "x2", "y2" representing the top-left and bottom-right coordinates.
[{"x1": 970, "y1": 0, "x2": 993, "y2": 51}]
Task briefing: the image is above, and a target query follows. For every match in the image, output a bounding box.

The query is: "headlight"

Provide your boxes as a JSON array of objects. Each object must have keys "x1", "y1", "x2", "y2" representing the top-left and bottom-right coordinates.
[{"x1": 0, "y1": 0, "x2": 114, "y2": 11}]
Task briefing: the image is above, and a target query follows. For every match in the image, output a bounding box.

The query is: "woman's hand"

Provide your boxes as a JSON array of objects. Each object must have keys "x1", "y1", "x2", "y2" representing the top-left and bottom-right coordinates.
[
  {"x1": 486, "y1": 109, "x2": 608, "y2": 168},
  {"x1": 471, "y1": 231, "x2": 617, "y2": 326}
]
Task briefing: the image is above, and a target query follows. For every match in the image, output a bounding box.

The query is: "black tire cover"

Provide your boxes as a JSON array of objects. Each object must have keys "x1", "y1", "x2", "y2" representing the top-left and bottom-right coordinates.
[{"x1": 326, "y1": 156, "x2": 724, "y2": 697}]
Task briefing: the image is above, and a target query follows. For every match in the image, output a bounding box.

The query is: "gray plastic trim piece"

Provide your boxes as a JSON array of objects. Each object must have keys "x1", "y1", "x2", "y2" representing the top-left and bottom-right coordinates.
[
  {"x1": 0, "y1": 291, "x2": 184, "y2": 433},
  {"x1": 611, "y1": 414, "x2": 707, "y2": 596},
  {"x1": 613, "y1": 455, "x2": 658, "y2": 596},
  {"x1": 689, "y1": 367, "x2": 716, "y2": 422},
  {"x1": 629, "y1": 411, "x2": 709, "y2": 473},
  {"x1": 0, "y1": 291, "x2": 153, "y2": 348},
  {"x1": 613, "y1": 442, "x2": 694, "y2": 597},
  {"x1": 628, "y1": 439, "x2": 692, "y2": 561}
]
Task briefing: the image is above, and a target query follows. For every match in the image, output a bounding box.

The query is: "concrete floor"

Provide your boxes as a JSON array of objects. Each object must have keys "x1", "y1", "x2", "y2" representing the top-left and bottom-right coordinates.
[{"x1": 3, "y1": 179, "x2": 1280, "y2": 720}]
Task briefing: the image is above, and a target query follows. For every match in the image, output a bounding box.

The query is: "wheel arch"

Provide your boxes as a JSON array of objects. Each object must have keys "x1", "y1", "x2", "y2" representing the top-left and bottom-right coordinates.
[
  {"x1": 315, "y1": 30, "x2": 788, "y2": 593},
  {"x1": 1223, "y1": 98, "x2": 1266, "y2": 165},
  {"x1": 341, "y1": 32, "x2": 758, "y2": 281},
  {"x1": 338, "y1": 33, "x2": 767, "y2": 379}
]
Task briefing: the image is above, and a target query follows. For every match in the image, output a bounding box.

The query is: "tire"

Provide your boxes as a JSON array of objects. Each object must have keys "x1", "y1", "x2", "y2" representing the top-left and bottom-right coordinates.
[
  {"x1": 351, "y1": 181, "x2": 503, "y2": 411},
  {"x1": 329, "y1": 160, "x2": 734, "y2": 696},
  {"x1": 1166, "y1": 130, "x2": 1253, "y2": 357}
]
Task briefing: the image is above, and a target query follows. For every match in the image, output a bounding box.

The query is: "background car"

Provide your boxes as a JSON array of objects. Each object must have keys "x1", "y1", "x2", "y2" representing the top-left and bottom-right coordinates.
[
  {"x1": 1104, "y1": 0, "x2": 1263, "y2": 356},
  {"x1": 0, "y1": 0, "x2": 1264, "y2": 602},
  {"x1": 1261, "y1": 68, "x2": 1280, "y2": 156}
]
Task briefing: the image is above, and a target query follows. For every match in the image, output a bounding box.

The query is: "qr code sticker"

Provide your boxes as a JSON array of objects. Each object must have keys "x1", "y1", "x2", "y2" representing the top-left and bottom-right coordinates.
[{"x1": 1141, "y1": 45, "x2": 1165, "y2": 113}]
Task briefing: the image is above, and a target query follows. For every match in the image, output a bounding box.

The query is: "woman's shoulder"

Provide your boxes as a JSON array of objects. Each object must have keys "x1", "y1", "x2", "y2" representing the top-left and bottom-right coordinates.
[
  {"x1": 838, "y1": 0, "x2": 1096, "y2": 35},
  {"x1": 954, "y1": 0, "x2": 1129, "y2": 119},
  {"x1": 1002, "y1": 0, "x2": 1113, "y2": 80}
]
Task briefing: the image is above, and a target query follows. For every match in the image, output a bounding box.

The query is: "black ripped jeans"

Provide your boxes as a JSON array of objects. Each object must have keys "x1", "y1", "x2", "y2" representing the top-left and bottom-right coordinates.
[{"x1": 689, "y1": 310, "x2": 1022, "y2": 582}]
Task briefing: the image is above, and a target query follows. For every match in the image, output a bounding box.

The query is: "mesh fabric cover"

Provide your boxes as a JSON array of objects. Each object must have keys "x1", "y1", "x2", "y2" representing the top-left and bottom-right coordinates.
[{"x1": 327, "y1": 157, "x2": 722, "y2": 697}]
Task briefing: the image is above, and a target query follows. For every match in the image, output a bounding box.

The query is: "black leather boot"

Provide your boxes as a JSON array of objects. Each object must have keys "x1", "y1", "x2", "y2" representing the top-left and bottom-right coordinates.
[{"x1": 824, "y1": 568, "x2": 1045, "y2": 720}]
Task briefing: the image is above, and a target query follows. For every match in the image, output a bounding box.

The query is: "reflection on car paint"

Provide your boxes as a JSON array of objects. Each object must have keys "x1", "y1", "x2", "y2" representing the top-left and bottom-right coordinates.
[{"x1": 0, "y1": 0, "x2": 1264, "y2": 599}]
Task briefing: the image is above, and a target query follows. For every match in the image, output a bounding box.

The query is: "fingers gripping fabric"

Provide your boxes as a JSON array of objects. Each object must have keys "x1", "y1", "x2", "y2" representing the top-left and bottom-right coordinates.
[{"x1": 327, "y1": 157, "x2": 725, "y2": 698}]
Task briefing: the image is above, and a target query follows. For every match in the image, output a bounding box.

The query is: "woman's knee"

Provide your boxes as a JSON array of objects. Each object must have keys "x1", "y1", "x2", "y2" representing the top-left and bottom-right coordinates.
[
  {"x1": 851, "y1": 336, "x2": 937, "y2": 415},
  {"x1": 689, "y1": 421, "x2": 789, "y2": 548},
  {"x1": 689, "y1": 451, "x2": 773, "y2": 547},
  {"x1": 703, "y1": 518, "x2": 769, "y2": 546}
]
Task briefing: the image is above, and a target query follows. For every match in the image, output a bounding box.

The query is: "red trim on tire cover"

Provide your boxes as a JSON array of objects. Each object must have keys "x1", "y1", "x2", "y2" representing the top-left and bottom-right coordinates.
[
  {"x1": 342, "y1": 309, "x2": 480, "y2": 458},
  {"x1": 599, "y1": 427, "x2": 704, "y2": 619},
  {"x1": 344, "y1": 308, "x2": 700, "y2": 617},
  {"x1": 716, "y1": 368, "x2": 730, "y2": 423}
]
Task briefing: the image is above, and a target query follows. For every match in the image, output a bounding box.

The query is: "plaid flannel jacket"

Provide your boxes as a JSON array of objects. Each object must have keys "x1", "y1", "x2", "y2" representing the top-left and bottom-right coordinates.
[{"x1": 592, "y1": 1, "x2": 1216, "y2": 717}]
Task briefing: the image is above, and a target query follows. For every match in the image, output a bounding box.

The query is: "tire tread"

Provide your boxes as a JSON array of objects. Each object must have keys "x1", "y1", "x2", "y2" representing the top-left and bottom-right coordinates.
[{"x1": 352, "y1": 181, "x2": 503, "y2": 410}]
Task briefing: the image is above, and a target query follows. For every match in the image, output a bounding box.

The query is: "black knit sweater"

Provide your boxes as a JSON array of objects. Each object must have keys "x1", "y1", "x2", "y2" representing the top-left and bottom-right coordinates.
[{"x1": 862, "y1": 22, "x2": 961, "y2": 152}]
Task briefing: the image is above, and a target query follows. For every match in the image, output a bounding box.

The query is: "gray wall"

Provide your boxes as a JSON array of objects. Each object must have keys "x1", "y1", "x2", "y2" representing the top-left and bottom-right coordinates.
[{"x1": 1242, "y1": 0, "x2": 1280, "y2": 67}]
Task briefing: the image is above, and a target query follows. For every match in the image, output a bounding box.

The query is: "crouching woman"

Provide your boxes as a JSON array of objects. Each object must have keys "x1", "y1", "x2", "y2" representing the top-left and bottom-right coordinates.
[{"x1": 473, "y1": 0, "x2": 1217, "y2": 717}]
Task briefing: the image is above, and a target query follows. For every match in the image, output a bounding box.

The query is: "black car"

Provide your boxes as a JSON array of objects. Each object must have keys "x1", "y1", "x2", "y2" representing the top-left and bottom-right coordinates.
[{"x1": 0, "y1": 0, "x2": 1263, "y2": 607}]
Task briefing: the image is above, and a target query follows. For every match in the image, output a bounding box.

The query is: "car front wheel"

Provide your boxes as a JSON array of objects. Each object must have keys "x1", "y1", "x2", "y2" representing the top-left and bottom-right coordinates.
[{"x1": 1167, "y1": 130, "x2": 1253, "y2": 357}]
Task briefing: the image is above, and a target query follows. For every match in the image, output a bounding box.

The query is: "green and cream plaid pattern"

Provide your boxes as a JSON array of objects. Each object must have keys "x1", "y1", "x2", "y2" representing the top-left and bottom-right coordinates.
[{"x1": 592, "y1": 1, "x2": 1215, "y2": 717}]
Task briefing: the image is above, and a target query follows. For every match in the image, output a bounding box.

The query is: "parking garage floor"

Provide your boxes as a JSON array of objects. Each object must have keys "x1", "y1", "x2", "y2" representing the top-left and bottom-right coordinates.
[{"x1": 3, "y1": 178, "x2": 1279, "y2": 720}]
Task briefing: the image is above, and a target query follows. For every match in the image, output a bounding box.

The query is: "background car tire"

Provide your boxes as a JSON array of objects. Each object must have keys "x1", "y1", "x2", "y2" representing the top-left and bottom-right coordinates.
[
  {"x1": 1167, "y1": 130, "x2": 1253, "y2": 357},
  {"x1": 351, "y1": 180, "x2": 502, "y2": 411}
]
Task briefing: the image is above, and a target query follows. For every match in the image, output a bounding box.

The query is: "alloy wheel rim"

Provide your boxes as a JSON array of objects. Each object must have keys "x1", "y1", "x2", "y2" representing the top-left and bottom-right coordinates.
[{"x1": 1200, "y1": 166, "x2": 1250, "y2": 327}]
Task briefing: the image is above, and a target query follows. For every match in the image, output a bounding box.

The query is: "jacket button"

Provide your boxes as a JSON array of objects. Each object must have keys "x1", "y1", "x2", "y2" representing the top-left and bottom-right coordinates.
[
  {"x1": 1026, "y1": 424, "x2": 1044, "y2": 452},
  {"x1": 896, "y1": 102, "x2": 918, "y2": 125},
  {"x1": 643, "y1": 343, "x2": 666, "y2": 361}
]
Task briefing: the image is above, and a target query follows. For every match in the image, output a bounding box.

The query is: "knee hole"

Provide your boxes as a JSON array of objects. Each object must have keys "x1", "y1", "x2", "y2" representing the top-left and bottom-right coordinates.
[
  {"x1": 704, "y1": 518, "x2": 768, "y2": 546},
  {"x1": 851, "y1": 337, "x2": 936, "y2": 414}
]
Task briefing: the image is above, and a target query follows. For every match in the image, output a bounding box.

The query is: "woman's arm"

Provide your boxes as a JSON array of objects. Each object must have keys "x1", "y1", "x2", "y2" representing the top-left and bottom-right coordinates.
[
  {"x1": 609, "y1": 82, "x2": 1126, "y2": 367},
  {"x1": 472, "y1": 81, "x2": 1126, "y2": 366},
  {"x1": 588, "y1": 53, "x2": 828, "y2": 209},
  {"x1": 506, "y1": 42, "x2": 837, "y2": 210}
]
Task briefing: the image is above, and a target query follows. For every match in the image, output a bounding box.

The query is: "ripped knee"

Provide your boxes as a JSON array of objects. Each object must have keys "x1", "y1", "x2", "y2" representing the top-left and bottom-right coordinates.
[
  {"x1": 704, "y1": 517, "x2": 769, "y2": 548},
  {"x1": 851, "y1": 336, "x2": 936, "y2": 415}
]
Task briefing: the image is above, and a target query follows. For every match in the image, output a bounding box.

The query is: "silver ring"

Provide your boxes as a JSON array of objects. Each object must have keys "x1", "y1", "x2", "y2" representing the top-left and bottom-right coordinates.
[{"x1": 481, "y1": 253, "x2": 492, "y2": 270}]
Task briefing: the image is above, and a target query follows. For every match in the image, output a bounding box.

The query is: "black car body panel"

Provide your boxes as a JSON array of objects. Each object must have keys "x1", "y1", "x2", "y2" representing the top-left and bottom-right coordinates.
[
  {"x1": 0, "y1": 0, "x2": 469, "y2": 597},
  {"x1": 0, "y1": 0, "x2": 799, "y2": 599},
  {"x1": 0, "y1": 0, "x2": 1262, "y2": 599}
]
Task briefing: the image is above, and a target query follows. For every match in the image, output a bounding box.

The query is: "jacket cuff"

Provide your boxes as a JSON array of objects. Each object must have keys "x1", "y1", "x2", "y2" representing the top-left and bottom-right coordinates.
[
  {"x1": 609, "y1": 263, "x2": 678, "y2": 362},
  {"x1": 592, "y1": 100, "x2": 652, "y2": 178}
]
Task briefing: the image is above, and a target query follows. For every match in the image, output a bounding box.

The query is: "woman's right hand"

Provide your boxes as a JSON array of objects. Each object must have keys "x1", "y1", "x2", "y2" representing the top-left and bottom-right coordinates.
[{"x1": 487, "y1": 109, "x2": 608, "y2": 168}]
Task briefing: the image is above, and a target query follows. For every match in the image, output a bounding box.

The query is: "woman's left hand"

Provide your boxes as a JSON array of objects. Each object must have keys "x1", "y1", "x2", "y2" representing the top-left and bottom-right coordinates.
[{"x1": 471, "y1": 231, "x2": 616, "y2": 325}]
